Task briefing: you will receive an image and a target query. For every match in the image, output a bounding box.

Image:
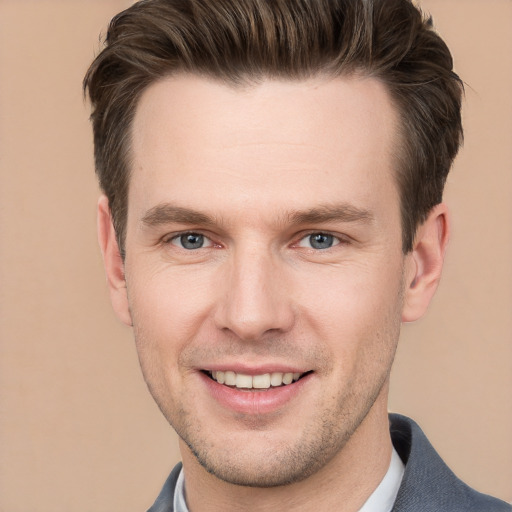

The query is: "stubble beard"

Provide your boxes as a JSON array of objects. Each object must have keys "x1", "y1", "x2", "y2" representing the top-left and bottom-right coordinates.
[
  {"x1": 168, "y1": 367, "x2": 393, "y2": 488},
  {"x1": 169, "y1": 310, "x2": 403, "y2": 488},
  {"x1": 132, "y1": 271, "x2": 405, "y2": 488}
]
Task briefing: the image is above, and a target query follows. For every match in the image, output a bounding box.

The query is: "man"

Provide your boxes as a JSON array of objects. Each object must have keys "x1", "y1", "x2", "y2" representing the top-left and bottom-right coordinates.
[{"x1": 84, "y1": 0, "x2": 511, "y2": 511}]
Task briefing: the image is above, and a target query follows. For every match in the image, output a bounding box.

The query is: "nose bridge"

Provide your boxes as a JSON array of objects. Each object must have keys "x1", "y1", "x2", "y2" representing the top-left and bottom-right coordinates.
[{"x1": 215, "y1": 241, "x2": 294, "y2": 340}]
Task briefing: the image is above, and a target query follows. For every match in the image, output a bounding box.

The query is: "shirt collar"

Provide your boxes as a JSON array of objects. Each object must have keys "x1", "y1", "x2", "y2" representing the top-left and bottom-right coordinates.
[
  {"x1": 358, "y1": 448, "x2": 405, "y2": 512},
  {"x1": 173, "y1": 447, "x2": 405, "y2": 512}
]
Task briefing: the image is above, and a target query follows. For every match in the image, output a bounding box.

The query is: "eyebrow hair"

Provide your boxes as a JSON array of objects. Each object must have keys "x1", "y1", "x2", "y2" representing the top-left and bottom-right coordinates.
[
  {"x1": 141, "y1": 204, "x2": 217, "y2": 227},
  {"x1": 287, "y1": 204, "x2": 374, "y2": 226},
  {"x1": 140, "y1": 202, "x2": 374, "y2": 229}
]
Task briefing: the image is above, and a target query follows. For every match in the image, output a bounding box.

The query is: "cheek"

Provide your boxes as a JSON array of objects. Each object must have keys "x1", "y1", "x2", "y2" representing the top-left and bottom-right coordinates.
[
  {"x1": 295, "y1": 260, "x2": 404, "y2": 356},
  {"x1": 127, "y1": 265, "x2": 217, "y2": 366},
  {"x1": 300, "y1": 256, "x2": 402, "y2": 310}
]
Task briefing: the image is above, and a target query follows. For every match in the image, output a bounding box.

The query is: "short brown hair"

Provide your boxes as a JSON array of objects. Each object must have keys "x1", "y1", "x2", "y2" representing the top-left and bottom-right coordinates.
[{"x1": 84, "y1": 0, "x2": 463, "y2": 255}]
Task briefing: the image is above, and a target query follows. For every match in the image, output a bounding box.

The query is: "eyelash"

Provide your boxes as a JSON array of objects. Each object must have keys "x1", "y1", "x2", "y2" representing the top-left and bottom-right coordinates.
[
  {"x1": 295, "y1": 232, "x2": 344, "y2": 250},
  {"x1": 163, "y1": 230, "x2": 347, "y2": 251},
  {"x1": 165, "y1": 231, "x2": 216, "y2": 250}
]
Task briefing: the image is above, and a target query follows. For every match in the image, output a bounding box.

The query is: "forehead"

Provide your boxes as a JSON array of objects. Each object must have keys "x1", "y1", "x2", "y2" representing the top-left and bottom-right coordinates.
[{"x1": 129, "y1": 74, "x2": 400, "y2": 224}]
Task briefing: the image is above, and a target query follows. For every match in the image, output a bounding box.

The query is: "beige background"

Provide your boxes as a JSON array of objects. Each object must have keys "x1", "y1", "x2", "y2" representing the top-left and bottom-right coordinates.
[{"x1": 0, "y1": 1, "x2": 510, "y2": 510}]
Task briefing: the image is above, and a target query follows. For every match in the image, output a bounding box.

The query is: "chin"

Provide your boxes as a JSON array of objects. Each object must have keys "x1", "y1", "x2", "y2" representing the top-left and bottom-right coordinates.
[
  {"x1": 177, "y1": 413, "x2": 357, "y2": 488},
  {"x1": 190, "y1": 444, "x2": 328, "y2": 488}
]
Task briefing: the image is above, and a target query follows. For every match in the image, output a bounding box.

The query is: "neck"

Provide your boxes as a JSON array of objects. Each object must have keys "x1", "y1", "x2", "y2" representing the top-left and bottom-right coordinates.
[{"x1": 181, "y1": 389, "x2": 393, "y2": 512}]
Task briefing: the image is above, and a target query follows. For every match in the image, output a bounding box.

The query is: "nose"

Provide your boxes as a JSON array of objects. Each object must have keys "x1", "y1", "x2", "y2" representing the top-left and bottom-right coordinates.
[{"x1": 214, "y1": 246, "x2": 295, "y2": 341}]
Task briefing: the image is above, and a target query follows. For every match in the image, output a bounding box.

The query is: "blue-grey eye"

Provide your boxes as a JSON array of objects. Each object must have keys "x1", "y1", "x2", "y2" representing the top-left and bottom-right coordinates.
[
  {"x1": 298, "y1": 233, "x2": 338, "y2": 250},
  {"x1": 171, "y1": 233, "x2": 209, "y2": 250}
]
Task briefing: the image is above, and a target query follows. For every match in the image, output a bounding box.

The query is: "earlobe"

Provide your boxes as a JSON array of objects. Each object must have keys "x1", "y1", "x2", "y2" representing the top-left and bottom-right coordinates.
[
  {"x1": 402, "y1": 203, "x2": 450, "y2": 323},
  {"x1": 97, "y1": 196, "x2": 133, "y2": 326}
]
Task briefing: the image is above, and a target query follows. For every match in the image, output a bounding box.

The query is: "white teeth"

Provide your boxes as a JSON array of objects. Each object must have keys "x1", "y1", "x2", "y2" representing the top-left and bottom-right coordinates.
[
  {"x1": 282, "y1": 373, "x2": 293, "y2": 385},
  {"x1": 224, "y1": 371, "x2": 236, "y2": 386},
  {"x1": 210, "y1": 370, "x2": 304, "y2": 389},
  {"x1": 270, "y1": 372, "x2": 284, "y2": 387},
  {"x1": 252, "y1": 373, "x2": 271, "y2": 389},
  {"x1": 235, "y1": 373, "x2": 253, "y2": 388}
]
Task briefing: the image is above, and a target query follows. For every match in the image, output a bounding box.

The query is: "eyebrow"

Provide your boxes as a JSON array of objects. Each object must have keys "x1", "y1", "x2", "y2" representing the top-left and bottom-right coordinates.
[
  {"x1": 286, "y1": 204, "x2": 374, "y2": 226},
  {"x1": 140, "y1": 202, "x2": 374, "y2": 229},
  {"x1": 141, "y1": 204, "x2": 217, "y2": 227}
]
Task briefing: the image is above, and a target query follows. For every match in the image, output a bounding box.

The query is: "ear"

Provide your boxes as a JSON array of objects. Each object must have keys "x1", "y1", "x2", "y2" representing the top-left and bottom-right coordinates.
[
  {"x1": 402, "y1": 203, "x2": 450, "y2": 323},
  {"x1": 97, "y1": 195, "x2": 132, "y2": 326}
]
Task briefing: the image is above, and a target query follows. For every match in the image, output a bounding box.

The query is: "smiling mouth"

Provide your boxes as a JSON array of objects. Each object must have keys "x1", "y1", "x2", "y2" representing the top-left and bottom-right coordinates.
[{"x1": 204, "y1": 370, "x2": 311, "y2": 390}]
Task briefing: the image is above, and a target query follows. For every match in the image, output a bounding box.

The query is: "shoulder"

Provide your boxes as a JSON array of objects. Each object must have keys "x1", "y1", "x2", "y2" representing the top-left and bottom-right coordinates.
[
  {"x1": 146, "y1": 462, "x2": 182, "y2": 512},
  {"x1": 390, "y1": 414, "x2": 511, "y2": 512}
]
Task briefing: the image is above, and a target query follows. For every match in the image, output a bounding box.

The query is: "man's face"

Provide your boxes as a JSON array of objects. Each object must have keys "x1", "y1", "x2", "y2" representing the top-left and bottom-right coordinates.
[{"x1": 122, "y1": 74, "x2": 411, "y2": 486}]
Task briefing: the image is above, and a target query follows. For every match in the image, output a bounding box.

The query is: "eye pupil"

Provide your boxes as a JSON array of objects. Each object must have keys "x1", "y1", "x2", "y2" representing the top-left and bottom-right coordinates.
[
  {"x1": 180, "y1": 233, "x2": 204, "y2": 249},
  {"x1": 309, "y1": 233, "x2": 333, "y2": 250}
]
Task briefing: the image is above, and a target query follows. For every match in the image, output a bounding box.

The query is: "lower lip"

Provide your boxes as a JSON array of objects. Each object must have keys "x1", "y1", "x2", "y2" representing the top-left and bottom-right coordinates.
[{"x1": 199, "y1": 372, "x2": 312, "y2": 415}]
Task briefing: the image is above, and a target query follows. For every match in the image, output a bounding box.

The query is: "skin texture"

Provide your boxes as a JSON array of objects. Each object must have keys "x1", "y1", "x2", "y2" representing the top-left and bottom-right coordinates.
[{"x1": 98, "y1": 74, "x2": 449, "y2": 511}]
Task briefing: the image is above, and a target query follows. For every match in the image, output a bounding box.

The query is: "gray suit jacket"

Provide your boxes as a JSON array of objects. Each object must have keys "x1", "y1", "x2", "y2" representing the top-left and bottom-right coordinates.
[{"x1": 148, "y1": 414, "x2": 511, "y2": 511}]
